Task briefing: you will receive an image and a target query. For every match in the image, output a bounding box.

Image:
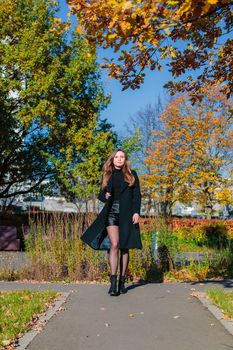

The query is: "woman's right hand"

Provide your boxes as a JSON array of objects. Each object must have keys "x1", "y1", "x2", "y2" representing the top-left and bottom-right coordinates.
[{"x1": 105, "y1": 192, "x2": 111, "y2": 200}]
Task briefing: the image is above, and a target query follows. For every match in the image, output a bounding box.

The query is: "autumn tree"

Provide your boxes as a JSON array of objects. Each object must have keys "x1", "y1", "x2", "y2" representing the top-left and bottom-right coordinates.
[
  {"x1": 69, "y1": 0, "x2": 233, "y2": 98},
  {"x1": 0, "y1": 0, "x2": 110, "y2": 202},
  {"x1": 143, "y1": 86, "x2": 233, "y2": 217}
]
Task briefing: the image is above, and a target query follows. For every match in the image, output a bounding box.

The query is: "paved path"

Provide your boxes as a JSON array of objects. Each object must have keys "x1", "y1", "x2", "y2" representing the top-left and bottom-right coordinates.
[{"x1": 1, "y1": 280, "x2": 233, "y2": 350}]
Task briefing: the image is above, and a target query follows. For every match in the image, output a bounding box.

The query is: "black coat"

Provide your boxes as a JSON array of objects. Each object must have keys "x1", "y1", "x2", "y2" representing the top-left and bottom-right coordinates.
[{"x1": 81, "y1": 169, "x2": 142, "y2": 250}]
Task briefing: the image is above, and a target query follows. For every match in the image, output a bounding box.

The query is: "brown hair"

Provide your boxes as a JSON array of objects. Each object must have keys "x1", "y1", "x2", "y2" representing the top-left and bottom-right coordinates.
[{"x1": 102, "y1": 149, "x2": 135, "y2": 189}]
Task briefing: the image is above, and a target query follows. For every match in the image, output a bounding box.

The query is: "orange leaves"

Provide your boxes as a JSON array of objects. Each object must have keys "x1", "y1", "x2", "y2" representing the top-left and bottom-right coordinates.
[
  {"x1": 143, "y1": 86, "x2": 233, "y2": 212},
  {"x1": 69, "y1": 0, "x2": 232, "y2": 95},
  {"x1": 76, "y1": 25, "x2": 83, "y2": 34}
]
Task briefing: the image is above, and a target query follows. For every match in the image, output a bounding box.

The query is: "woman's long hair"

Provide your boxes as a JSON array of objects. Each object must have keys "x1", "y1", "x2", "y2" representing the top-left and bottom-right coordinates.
[{"x1": 102, "y1": 149, "x2": 135, "y2": 189}]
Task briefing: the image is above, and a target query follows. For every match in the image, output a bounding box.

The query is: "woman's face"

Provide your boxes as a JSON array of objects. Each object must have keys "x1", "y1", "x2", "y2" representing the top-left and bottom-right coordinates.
[{"x1": 113, "y1": 151, "x2": 126, "y2": 169}]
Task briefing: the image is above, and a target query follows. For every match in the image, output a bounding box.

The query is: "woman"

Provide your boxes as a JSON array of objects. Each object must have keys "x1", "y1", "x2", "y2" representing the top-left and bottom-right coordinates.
[{"x1": 81, "y1": 149, "x2": 142, "y2": 296}]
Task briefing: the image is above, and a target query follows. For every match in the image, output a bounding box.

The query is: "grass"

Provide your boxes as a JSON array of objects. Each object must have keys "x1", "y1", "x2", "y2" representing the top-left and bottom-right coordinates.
[
  {"x1": 206, "y1": 288, "x2": 233, "y2": 320},
  {"x1": 177, "y1": 240, "x2": 214, "y2": 253},
  {"x1": 0, "y1": 290, "x2": 60, "y2": 349}
]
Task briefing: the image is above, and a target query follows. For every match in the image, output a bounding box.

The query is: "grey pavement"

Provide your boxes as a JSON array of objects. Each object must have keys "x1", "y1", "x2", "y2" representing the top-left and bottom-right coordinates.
[{"x1": 1, "y1": 280, "x2": 233, "y2": 350}]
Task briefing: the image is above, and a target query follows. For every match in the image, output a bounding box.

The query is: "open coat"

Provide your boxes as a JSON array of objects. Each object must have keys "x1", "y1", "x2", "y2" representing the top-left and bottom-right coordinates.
[{"x1": 81, "y1": 169, "x2": 142, "y2": 250}]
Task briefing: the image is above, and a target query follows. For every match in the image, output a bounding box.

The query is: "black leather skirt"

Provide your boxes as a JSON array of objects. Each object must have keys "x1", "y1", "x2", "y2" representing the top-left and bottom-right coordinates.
[{"x1": 106, "y1": 200, "x2": 120, "y2": 227}]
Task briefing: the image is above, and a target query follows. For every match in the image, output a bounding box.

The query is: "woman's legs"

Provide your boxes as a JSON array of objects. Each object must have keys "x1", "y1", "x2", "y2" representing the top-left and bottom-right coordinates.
[
  {"x1": 119, "y1": 249, "x2": 129, "y2": 276},
  {"x1": 106, "y1": 225, "x2": 119, "y2": 275},
  {"x1": 118, "y1": 249, "x2": 129, "y2": 294}
]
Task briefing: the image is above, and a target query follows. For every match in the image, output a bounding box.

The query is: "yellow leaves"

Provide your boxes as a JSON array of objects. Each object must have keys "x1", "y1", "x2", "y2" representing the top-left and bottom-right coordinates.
[
  {"x1": 76, "y1": 25, "x2": 83, "y2": 34},
  {"x1": 143, "y1": 86, "x2": 233, "y2": 209},
  {"x1": 70, "y1": 0, "x2": 232, "y2": 93},
  {"x1": 167, "y1": 0, "x2": 179, "y2": 6},
  {"x1": 107, "y1": 33, "x2": 118, "y2": 41},
  {"x1": 177, "y1": 0, "x2": 218, "y2": 18},
  {"x1": 122, "y1": 1, "x2": 132, "y2": 12},
  {"x1": 177, "y1": 0, "x2": 192, "y2": 17},
  {"x1": 216, "y1": 189, "x2": 233, "y2": 205},
  {"x1": 207, "y1": 0, "x2": 219, "y2": 4},
  {"x1": 148, "y1": 37, "x2": 159, "y2": 47},
  {"x1": 50, "y1": 17, "x2": 69, "y2": 35},
  {"x1": 53, "y1": 17, "x2": 62, "y2": 25},
  {"x1": 119, "y1": 21, "x2": 132, "y2": 33},
  {"x1": 0, "y1": 0, "x2": 16, "y2": 14}
]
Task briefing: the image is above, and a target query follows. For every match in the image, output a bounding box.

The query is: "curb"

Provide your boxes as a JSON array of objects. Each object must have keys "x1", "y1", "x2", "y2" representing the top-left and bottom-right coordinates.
[
  {"x1": 194, "y1": 292, "x2": 233, "y2": 336},
  {"x1": 15, "y1": 292, "x2": 70, "y2": 349}
]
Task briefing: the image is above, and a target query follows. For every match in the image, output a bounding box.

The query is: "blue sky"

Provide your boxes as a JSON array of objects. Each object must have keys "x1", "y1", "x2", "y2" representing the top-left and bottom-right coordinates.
[{"x1": 57, "y1": 1, "x2": 179, "y2": 132}]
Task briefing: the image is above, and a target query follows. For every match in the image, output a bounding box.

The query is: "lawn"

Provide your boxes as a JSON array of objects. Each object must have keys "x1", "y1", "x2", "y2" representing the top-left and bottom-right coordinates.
[
  {"x1": 206, "y1": 288, "x2": 233, "y2": 320},
  {"x1": 0, "y1": 290, "x2": 60, "y2": 349}
]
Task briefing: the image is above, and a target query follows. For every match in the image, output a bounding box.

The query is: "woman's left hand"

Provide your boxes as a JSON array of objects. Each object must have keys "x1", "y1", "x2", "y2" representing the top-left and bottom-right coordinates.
[{"x1": 132, "y1": 213, "x2": 140, "y2": 224}]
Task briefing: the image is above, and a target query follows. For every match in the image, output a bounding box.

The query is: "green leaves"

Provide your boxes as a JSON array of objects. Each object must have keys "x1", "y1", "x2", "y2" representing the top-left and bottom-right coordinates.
[
  {"x1": 57, "y1": 119, "x2": 117, "y2": 201},
  {"x1": 0, "y1": 0, "x2": 110, "y2": 200}
]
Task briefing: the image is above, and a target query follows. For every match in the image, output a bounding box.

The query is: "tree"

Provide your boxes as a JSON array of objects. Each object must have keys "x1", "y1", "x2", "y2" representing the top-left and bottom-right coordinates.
[
  {"x1": 143, "y1": 86, "x2": 233, "y2": 217},
  {"x1": 123, "y1": 99, "x2": 163, "y2": 214},
  {"x1": 57, "y1": 119, "x2": 118, "y2": 211},
  {"x1": 0, "y1": 104, "x2": 53, "y2": 200},
  {"x1": 69, "y1": 0, "x2": 233, "y2": 97},
  {"x1": 124, "y1": 99, "x2": 163, "y2": 166},
  {"x1": 0, "y1": 0, "x2": 109, "y2": 201}
]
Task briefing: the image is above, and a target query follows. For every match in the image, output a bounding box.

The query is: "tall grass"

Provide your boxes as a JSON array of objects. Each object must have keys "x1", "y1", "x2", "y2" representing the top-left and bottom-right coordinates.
[
  {"x1": 24, "y1": 213, "x2": 157, "y2": 282},
  {"x1": 8, "y1": 213, "x2": 233, "y2": 283},
  {"x1": 25, "y1": 212, "x2": 105, "y2": 281}
]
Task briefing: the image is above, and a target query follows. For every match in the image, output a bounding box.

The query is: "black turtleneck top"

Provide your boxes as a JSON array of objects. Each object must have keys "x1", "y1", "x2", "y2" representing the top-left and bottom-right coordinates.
[{"x1": 112, "y1": 168, "x2": 123, "y2": 200}]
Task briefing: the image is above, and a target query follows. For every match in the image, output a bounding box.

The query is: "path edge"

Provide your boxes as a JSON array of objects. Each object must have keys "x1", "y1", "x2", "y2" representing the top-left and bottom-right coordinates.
[
  {"x1": 15, "y1": 292, "x2": 70, "y2": 350},
  {"x1": 194, "y1": 292, "x2": 233, "y2": 336}
]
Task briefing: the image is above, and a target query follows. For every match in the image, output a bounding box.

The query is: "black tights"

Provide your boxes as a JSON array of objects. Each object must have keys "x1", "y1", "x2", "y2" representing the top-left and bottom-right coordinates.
[{"x1": 106, "y1": 225, "x2": 129, "y2": 276}]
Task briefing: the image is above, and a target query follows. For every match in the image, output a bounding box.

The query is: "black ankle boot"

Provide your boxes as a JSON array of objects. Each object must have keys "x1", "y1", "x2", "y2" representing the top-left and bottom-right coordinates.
[
  {"x1": 118, "y1": 275, "x2": 127, "y2": 294},
  {"x1": 108, "y1": 275, "x2": 118, "y2": 296}
]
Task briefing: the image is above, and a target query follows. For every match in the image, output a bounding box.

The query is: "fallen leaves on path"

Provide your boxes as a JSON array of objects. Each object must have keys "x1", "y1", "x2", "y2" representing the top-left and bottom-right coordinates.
[
  {"x1": 57, "y1": 306, "x2": 66, "y2": 312},
  {"x1": 32, "y1": 320, "x2": 46, "y2": 332}
]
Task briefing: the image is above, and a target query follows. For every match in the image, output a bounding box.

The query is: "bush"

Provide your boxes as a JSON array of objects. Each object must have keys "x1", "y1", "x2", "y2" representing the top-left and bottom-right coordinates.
[
  {"x1": 154, "y1": 217, "x2": 233, "y2": 281},
  {"x1": 164, "y1": 247, "x2": 233, "y2": 282},
  {"x1": 203, "y1": 223, "x2": 228, "y2": 249},
  {"x1": 172, "y1": 222, "x2": 229, "y2": 250}
]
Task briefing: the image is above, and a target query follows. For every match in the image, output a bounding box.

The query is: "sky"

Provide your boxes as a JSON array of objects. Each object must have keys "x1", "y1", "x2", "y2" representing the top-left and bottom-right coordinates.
[{"x1": 57, "y1": 1, "x2": 181, "y2": 132}]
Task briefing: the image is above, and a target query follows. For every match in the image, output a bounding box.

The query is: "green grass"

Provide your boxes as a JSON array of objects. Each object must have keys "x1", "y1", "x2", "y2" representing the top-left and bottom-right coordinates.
[
  {"x1": 177, "y1": 240, "x2": 213, "y2": 252},
  {"x1": 206, "y1": 288, "x2": 233, "y2": 320},
  {"x1": 0, "y1": 290, "x2": 60, "y2": 349}
]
